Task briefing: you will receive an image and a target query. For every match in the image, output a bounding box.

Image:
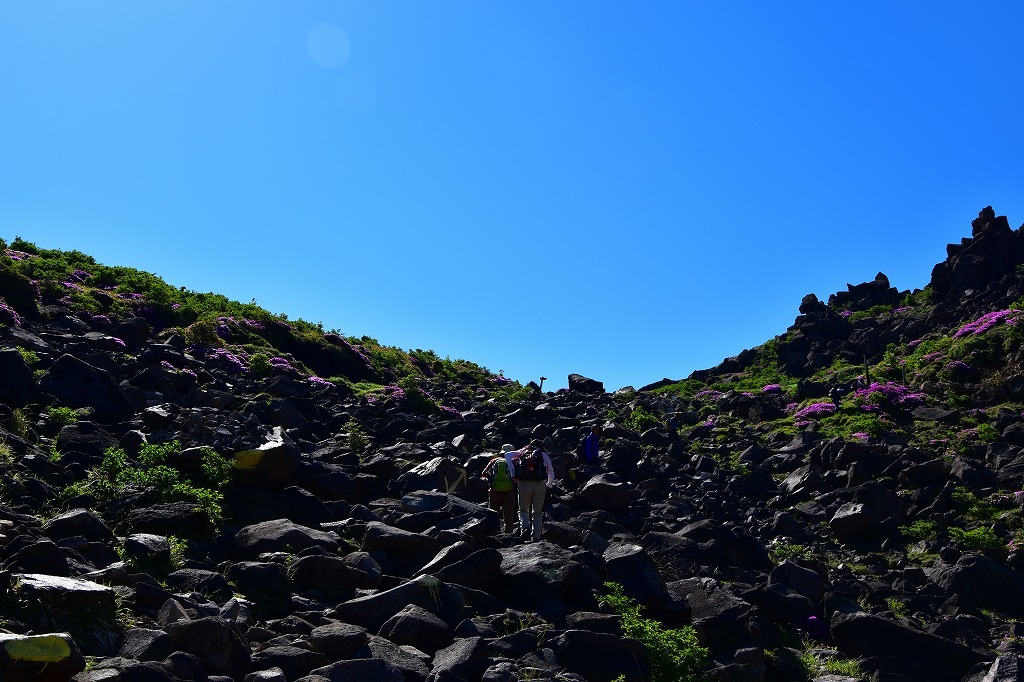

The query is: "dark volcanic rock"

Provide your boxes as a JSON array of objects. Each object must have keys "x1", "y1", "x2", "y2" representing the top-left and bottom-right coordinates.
[
  {"x1": 831, "y1": 611, "x2": 987, "y2": 681},
  {"x1": 38, "y1": 354, "x2": 134, "y2": 423}
]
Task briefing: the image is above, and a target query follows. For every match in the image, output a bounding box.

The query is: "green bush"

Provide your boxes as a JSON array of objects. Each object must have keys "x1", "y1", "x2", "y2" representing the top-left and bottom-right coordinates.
[
  {"x1": 952, "y1": 487, "x2": 998, "y2": 522},
  {"x1": 65, "y1": 441, "x2": 231, "y2": 529},
  {"x1": 249, "y1": 352, "x2": 272, "y2": 374},
  {"x1": 948, "y1": 526, "x2": 1002, "y2": 551},
  {"x1": 48, "y1": 406, "x2": 79, "y2": 429},
  {"x1": 183, "y1": 320, "x2": 222, "y2": 348},
  {"x1": 598, "y1": 582, "x2": 707, "y2": 682},
  {"x1": 624, "y1": 405, "x2": 661, "y2": 433},
  {"x1": 899, "y1": 520, "x2": 940, "y2": 542}
]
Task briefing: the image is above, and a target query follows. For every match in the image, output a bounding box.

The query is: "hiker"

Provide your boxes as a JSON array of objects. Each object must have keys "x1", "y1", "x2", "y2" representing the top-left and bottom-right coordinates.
[
  {"x1": 829, "y1": 385, "x2": 845, "y2": 408},
  {"x1": 666, "y1": 413, "x2": 680, "y2": 442},
  {"x1": 578, "y1": 425, "x2": 602, "y2": 467},
  {"x1": 512, "y1": 439, "x2": 555, "y2": 542},
  {"x1": 481, "y1": 444, "x2": 517, "y2": 534}
]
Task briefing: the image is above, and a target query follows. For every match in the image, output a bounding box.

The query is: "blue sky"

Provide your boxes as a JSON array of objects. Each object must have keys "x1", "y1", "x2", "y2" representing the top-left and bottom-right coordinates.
[{"x1": 2, "y1": 3, "x2": 1023, "y2": 391}]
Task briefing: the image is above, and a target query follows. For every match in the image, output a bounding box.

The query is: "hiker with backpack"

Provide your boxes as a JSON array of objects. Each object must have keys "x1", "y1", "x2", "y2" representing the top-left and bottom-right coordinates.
[
  {"x1": 512, "y1": 439, "x2": 555, "y2": 543},
  {"x1": 481, "y1": 443, "x2": 518, "y2": 534}
]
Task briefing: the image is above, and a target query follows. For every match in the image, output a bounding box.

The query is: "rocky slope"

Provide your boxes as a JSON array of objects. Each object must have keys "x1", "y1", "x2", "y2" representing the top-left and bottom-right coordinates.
[{"x1": 2, "y1": 207, "x2": 1024, "y2": 682}]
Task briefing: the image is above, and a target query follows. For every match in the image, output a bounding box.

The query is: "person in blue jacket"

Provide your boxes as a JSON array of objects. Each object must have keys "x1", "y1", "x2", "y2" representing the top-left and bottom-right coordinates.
[{"x1": 581, "y1": 425, "x2": 602, "y2": 466}]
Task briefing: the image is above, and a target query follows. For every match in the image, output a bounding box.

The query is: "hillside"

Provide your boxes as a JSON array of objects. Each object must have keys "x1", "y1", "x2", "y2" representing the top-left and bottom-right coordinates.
[{"x1": 2, "y1": 206, "x2": 1024, "y2": 682}]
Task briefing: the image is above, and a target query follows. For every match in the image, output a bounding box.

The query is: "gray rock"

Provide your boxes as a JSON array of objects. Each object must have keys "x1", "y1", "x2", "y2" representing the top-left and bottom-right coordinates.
[
  {"x1": 378, "y1": 604, "x2": 452, "y2": 654},
  {"x1": 234, "y1": 518, "x2": 340, "y2": 557}
]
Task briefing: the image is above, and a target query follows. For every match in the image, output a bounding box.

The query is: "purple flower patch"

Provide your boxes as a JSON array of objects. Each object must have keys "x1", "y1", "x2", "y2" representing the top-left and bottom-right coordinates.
[
  {"x1": 308, "y1": 375, "x2": 334, "y2": 387},
  {"x1": 762, "y1": 384, "x2": 782, "y2": 394},
  {"x1": 440, "y1": 405, "x2": 464, "y2": 420},
  {"x1": 854, "y1": 381, "x2": 926, "y2": 408},
  {"x1": 0, "y1": 297, "x2": 22, "y2": 326},
  {"x1": 793, "y1": 402, "x2": 837, "y2": 419},
  {"x1": 4, "y1": 249, "x2": 33, "y2": 261},
  {"x1": 953, "y1": 309, "x2": 1023, "y2": 338},
  {"x1": 695, "y1": 389, "x2": 724, "y2": 401}
]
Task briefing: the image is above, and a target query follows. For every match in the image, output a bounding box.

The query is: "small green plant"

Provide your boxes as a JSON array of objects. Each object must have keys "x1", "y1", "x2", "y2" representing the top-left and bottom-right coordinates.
[
  {"x1": 800, "y1": 644, "x2": 863, "y2": 678},
  {"x1": 769, "y1": 541, "x2": 811, "y2": 564},
  {"x1": 15, "y1": 347, "x2": 40, "y2": 365},
  {"x1": 183, "y1": 320, "x2": 221, "y2": 348},
  {"x1": 8, "y1": 408, "x2": 29, "y2": 438},
  {"x1": 48, "y1": 406, "x2": 79, "y2": 429},
  {"x1": 599, "y1": 582, "x2": 707, "y2": 682},
  {"x1": 885, "y1": 597, "x2": 910, "y2": 619},
  {"x1": 899, "y1": 520, "x2": 940, "y2": 542},
  {"x1": 47, "y1": 442, "x2": 63, "y2": 463},
  {"x1": 168, "y1": 536, "x2": 188, "y2": 569},
  {"x1": 345, "y1": 418, "x2": 368, "y2": 455}
]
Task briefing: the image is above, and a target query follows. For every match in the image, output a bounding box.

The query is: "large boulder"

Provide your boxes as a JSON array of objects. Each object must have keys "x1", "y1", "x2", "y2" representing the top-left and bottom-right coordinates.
[
  {"x1": 930, "y1": 553, "x2": 1024, "y2": 618},
  {"x1": 38, "y1": 354, "x2": 134, "y2": 423},
  {"x1": 830, "y1": 611, "x2": 985, "y2": 681},
  {"x1": 330, "y1": 574, "x2": 466, "y2": 632},
  {"x1": 360, "y1": 521, "x2": 439, "y2": 568},
  {"x1": 234, "y1": 518, "x2": 340, "y2": 558},
  {"x1": 0, "y1": 348, "x2": 35, "y2": 406},
  {"x1": 498, "y1": 542, "x2": 583, "y2": 610},
  {"x1": 164, "y1": 616, "x2": 252, "y2": 678},
  {"x1": 233, "y1": 426, "x2": 300, "y2": 488},
  {"x1": 568, "y1": 374, "x2": 604, "y2": 394},
  {"x1": 394, "y1": 456, "x2": 468, "y2": 496},
  {"x1": 0, "y1": 632, "x2": 86, "y2": 682}
]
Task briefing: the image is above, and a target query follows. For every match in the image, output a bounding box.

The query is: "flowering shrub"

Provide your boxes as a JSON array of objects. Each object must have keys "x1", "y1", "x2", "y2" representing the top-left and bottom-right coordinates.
[
  {"x1": 439, "y1": 405, "x2": 463, "y2": 420},
  {"x1": 793, "y1": 402, "x2": 837, "y2": 420},
  {"x1": 208, "y1": 348, "x2": 249, "y2": 373},
  {"x1": 308, "y1": 375, "x2": 334, "y2": 387},
  {"x1": 853, "y1": 381, "x2": 926, "y2": 410},
  {"x1": 762, "y1": 384, "x2": 782, "y2": 394},
  {"x1": 953, "y1": 309, "x2": 1023, "y2": 337},
  {"x1": 0, "y1": 297, "x2": 22, "y2": 326},
  {"x1": 694, "y1": 389, "x2": 724, "y2": 401}
]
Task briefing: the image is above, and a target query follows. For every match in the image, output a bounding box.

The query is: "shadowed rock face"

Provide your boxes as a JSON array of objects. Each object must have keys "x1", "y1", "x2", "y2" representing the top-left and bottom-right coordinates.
[{"x1": 4, "y1": 207, "x2": 1024, "y2": 681}]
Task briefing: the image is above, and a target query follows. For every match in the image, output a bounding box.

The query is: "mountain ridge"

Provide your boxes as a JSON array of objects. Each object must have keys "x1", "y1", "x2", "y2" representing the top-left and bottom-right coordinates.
[{"x1": 2, "y1": 206, "x2": 1024, "y2": 681}]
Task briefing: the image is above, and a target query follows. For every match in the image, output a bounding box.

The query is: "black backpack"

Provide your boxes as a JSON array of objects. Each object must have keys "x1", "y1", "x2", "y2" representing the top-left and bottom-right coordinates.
[{"x1": 515, "y1": 448, "x2": 546, "y2": 482}]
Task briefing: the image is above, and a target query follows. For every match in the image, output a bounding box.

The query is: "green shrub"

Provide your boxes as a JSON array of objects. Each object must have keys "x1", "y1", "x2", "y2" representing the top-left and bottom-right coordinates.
[
  {"x1": 346, "y1": 418, "x2": 368, "y2": 455},
  {"x1": 624, "y1": 405, "x2": 661, "y2": 433},
  {"x1": 899, "y1": 520, "x2": 939, "y2": 542},
  {"x1": 183, "y1": 320, "x2": 222, "y2": 348},
  {"x1": 48, "y1": 406, "x2": 79, "y2": 429},
  {"x1": 15, "y1": 348, "x2": 40, "y2": 365},
  {"x1": 952, "y1": 487, "x2": 998, "y2": 522},
  {"x1": 885, "y1": 597, "x2": 910, "y2": 619},
  {"x1": 769, "y1": 541, "x2": 810, "y2": 564},
  {"x1": 948, "y1": 526, "x2": 1002, "y2": 551},
  {"x1": 249, "y1": 352, "x2": 271, "y2": 374},
  {"x1": 598, "y1": 582, "x2": 707, "y2": 682},
  {"x1": 65, "y1": 441, "x2": 230, "y2": 529}
]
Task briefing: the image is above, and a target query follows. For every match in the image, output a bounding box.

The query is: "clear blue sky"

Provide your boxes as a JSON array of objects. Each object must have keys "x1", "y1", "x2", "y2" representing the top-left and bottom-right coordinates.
[{"x1": 2, "y1": 3, "x2": 1023, "y2": 391}]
